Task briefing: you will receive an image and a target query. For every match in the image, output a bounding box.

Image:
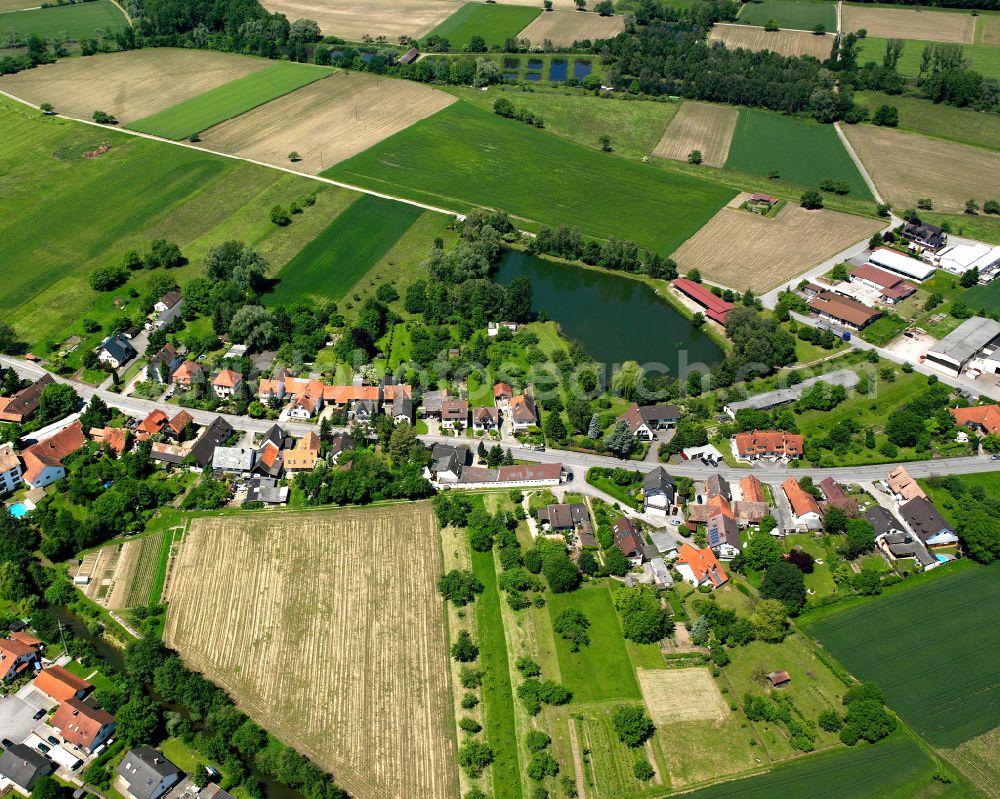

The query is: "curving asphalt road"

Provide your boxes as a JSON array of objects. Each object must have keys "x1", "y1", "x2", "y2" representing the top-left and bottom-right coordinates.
[{"x1": 3, "y1": 356, "x2": 995, "y2": 484}]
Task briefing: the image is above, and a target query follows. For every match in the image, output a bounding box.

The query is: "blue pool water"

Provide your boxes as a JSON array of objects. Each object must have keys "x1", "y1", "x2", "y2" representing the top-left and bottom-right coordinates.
[
  {"x1": 503, "y1": 71, "x2": 519, "y2": 81},
  {"x1": 573, "y1": 60, "x2": 592, "y2": 80},
  {"x1": 548, "y1": 60, "x2": 568, "y2": 81},
  {"x1": 935, "y1": 554, "x2": 950, "y2": 563},
  {"x1": 9, "y1": 503, "x2": 27, "y2": 518},
  {"x1": 525, "y1": 72, "x2": 542, "y2": 81},
  {"x1": 527, "y1": 58, "x2": 543, "y2": 70}
]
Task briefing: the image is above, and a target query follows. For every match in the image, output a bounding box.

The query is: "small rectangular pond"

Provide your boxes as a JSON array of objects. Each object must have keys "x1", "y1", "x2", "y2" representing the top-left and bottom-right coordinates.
[
  {"x1": 503, "y1": 71, "x2": 520, "y2": 81},
  {"x1": 548, "y1": 59, "x2": 568, "y2": 81},
  {"x1": 573, "y1": 59, "x2": 592, "y2": 80},
  {"x1": 503, "y1": 57, "x2": 519, "y2": 69},
  {"x1": 525, "y1": 72, "x2": 542, "y2": 81},
  {"x1": 494, "y1": 251, "x2": 722, "y2": 369},
  {"x1": 527, "y1": 58, "x2": 544, "y2": 70}
]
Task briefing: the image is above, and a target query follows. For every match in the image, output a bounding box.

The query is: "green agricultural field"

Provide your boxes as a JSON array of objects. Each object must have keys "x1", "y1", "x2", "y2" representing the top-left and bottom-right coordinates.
[
  {"x1": 127, "y1": 63, "x2": 332, "y2": 140},
  {"x1": 266, "y1": 194, "x2": 423, "y2": 306},
  {"x1": 546, "y1": 581, "x2": 644, "y2": 703},
  {"x1": 450, "y1": 85, "x2": 680, "y2": 159},
  {"x1": 961, "y1": 277, "x2": 1000, "y2": 313},
  {"x1": 424, "y1": 2, "x2": 541, "y2": 49},
  {"x1": 675, "y1": 732, "x2": 973, "y2": 799},
  {"x1": 737, "y1": 0, "x2": 836, "y2": 31},
  {"x1": 0, "y1": 0, "x2": 127, "y2": 40},
  {"x1": 922, "y1": 211, "x2": 1000, "y2": 247},
  {"x1": 725, "y1": 109, "x2": 872, "y2": 197},
  {"x1": 327, "y1": 100, "x2": 735, "y2": 254},
  {"x1": 857, "y1": 35, "x2": 1000, "y2": 80},
  {"x1": 0, "y1": 96, "x2": 353, "y2": 355},
  {"x1": 470, "y1": 546, "x2": 523, "y2": 799},
  {"x1": 804, "y1": 564, "x2": 1000, "y2": 747},
  {"x1": 853, "y1": 90, "x2": 1000, "y2": 152}
]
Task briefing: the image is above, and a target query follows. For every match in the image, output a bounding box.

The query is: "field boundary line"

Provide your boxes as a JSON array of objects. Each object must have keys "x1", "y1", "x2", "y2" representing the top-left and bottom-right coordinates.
[
  {"x1": 833, "y1": 120, "x2": 884, "y2": 204},
  {"x1": 0, "y1": 88, "x2": 466, "y2": 219},
  {"x1": 108, "y1": 0, "x2": 131, "y2": 25}
]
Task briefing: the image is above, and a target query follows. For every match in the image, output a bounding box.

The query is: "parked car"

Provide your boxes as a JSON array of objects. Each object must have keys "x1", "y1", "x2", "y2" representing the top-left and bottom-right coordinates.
[
  {"x1": 46, "y1": 735, "x2": 59, "y2": 746},
  {"x1": 32, "y1": 709, "x2": 45, "y2": 720},
  {"x1": 37, "y1": 743, "x2": 50, "y2": 753},
  {"x1": 2, "y1": 738, "x2": 13, "y2": 747},
  {"x1": 992, "y1": 454, "x2": 1000, "y2": 461}
]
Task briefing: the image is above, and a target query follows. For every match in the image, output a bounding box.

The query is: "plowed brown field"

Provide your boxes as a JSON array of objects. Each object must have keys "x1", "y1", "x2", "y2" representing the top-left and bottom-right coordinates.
[
  {"x1": 518, "y1": 10, "x2": 624, "y2": 46},
  {"x1": 258, "y1": 0, "x2": 460, "y2": 39},
  {"x1": 709, "y1": 23, "x2": 834, "y2": 59},
  {"x1": 652, "y1": 101, "x2": 738, "y2": 166},
  {"x1": 842, "y1": 4, "x2": 975, "y2": 42}
]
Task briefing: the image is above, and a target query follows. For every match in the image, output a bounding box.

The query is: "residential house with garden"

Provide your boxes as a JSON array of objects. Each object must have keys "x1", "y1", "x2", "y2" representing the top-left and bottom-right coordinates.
[
  {"x1": 0, "y1": 443, "x2": 23, "y2": 496},
  {"x1": 642, "y1": 466, "x2": 675, "y2": 517},
  {"x1": 782, "y1": 478, "x2": 822, "y2": 531},
  {"x1": 51, "y1": 698, "x2": 116, "y2": 753},
  {"x1": 885, "y1": 466, "x2": 926, "y2": 502},
  {"x1": 617, "y1": 402, "x2": 679, "y2": 440},
  {"x1": 283, "y1": 432, "x2": 321, "y2": 473},
  {"x1": 212, "y1": 369, "x2": 243, "y2": 399},
  {"x1": 0, "y1": 374, "x2": 53, "y2": 423},
  {"x1": 493, "y1": 382, "x2": 513, "y2": 404},
  {"x1": 97, "y1": 334, "x2": 137, "y2": 369},
  {"x1": 34, "y1": 665, "x2": 92, "y2": 701},
  {"x1": 733, "y1": 430, "x2": 804, "y2": 462},
  {"x1": 509, "y1": 394, "x2": 538, "y2": 431},
  {"x1": 152, "y1": 289, "x2": 183, "y2": 328},
  {"x1": 90, "y1": 426, "x2": 129, "y2": 457},
  {"x1": 674, "y1": 543, "x2": 728, "y2": 589},
  {"x1": 898, "y1": 496, "x2": 959, "y2": 547},
  {"x1": 818, "y1": 477, "x2": 858, "y2": 516},
  {"x1": 612, "y1": 516, "x2": 644, "y2": 566},
  {"x1": 20, "y1": 420, "x2": 86, "y2": 489},
  {"x1": 440, "y1": 399, "x2": 469, "y2": 430},
  {"x1": 115, "y1": 747, "x2": 182, "y2": 799},
  {"x1": 0, "y1": 637, "x2": 40, "y2": 682},
  {"x1": 472, "y1": 406, "x2": 499, "y2": 431},
  {"x1": 0, "y1": 744, "x2": 53, "y2": 793},
  {"x1": 145, "y1": 344, "x2": 182, "y2": 383},
  {"x1": 171, "y1": 361, "x2": 205, "y2": 391},
  {"x1": 950, "y1": 404, "x2": 1000, "y2": 436}
]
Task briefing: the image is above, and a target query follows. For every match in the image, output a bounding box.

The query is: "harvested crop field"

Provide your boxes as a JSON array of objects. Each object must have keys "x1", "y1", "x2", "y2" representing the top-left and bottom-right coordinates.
[
  {"x1": 0, "y1": 49, "x2": 268, "y2": 125},
  {"x1": 651, "y1": 100, "x2": 738, "y2": 166},
  {"x1": 842, "y1": 3, "x2": 975, "y2": 42},
  {"x1": 194, "y1": 72, "x2": 455, "y2": 174},
  {"x1": 637, "y1": 668, "x2": 727, "y2": 723},
  {"x1": 258, "y1": 0, "x2": 459, "y2": 40},
  {"x1": 163, "y1": 504, "x2": 456, "y2": 799},
  {"x1": 941, "y1": 726, "x2": 1000, "y2": 799},
  {"x1": 709, "y1": 23, "x2": 834, "y2": 59},
  {"x1": 128, "y1": 62, "x2": 332, "y2": 140},
  {"x1": 843, "y1": 123, "x2": 1000, "y2": 213},
  {"x1": 517, "y1": 10, "x2": 624, "y2": 47},
  {"x1": 671, "y1": 201, "x2": 881, "y2": 292}
]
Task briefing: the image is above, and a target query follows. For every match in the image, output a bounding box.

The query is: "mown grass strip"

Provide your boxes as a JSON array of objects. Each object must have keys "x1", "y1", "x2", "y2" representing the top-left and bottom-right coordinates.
[
  {"x1": 128, "y1": 62, "x2": 333, "y2": 139},
  {"x1": 470, "y1": 545, "x2": 523, "y2": 799},
  {"x1": 0, "y1": 0, "x2": 127, "y2": 40},
  {"x1": 266, "y1": 194, "x2": 423, "y2": 306},
  {"x1": 424, "y1": 2, "x2": 541, "y2": 49}
]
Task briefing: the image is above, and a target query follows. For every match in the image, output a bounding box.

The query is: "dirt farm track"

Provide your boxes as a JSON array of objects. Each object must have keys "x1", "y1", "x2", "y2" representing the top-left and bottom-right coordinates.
[{"x1": 164, "y1": 503, "x2": 457, "y2": 799}]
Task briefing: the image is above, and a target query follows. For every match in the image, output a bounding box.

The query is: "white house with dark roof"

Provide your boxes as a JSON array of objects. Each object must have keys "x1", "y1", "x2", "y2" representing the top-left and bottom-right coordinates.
[
  {"x1": 153, "y1": 290, "x2": 183, "y2": 328},
  {"x1": 97, "y1": 335, "x2": 137, "y2": 369},
  {"x1": 116, "y1": 747, "x2": 182, "y2": 799},
  {"x1": 642, "y1": 467, "x2": 675, "y2": 516}
]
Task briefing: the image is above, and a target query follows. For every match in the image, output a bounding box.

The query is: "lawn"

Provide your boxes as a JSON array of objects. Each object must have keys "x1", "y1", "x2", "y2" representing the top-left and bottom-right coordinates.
[
  {"x1": 919, "y1": 471, "x2": 1000, "y2": 525},
  {"x1": 62, "y1": 658, "x2": 115, "y2": 692},
  {"x1": 784, "y1": 534, "x2": 836, "y2": 599},
  {"x1": 804, "y1": 563, "x2": 1000, "y2": 747},
  {"x1": 725, "y1": 108, "x2": 872, "y2": 198},
  {"x1": 423, "y1": 2, "x2": 541, "y2": 49},
  {"x1": 326, "y1": 100, "x2": 735, "y2": 254},
  {"x1": 858, "y1": 314, "x2": 907, "y2": 346},
  {"x1": 127, "y1": 63, "x2": 333, "y2": 140},
  {"x1": 737, "y1": 0, "x2": 836, "y2": 31},
  {"x1": 546, "y1": 581, "x2": 643, "y2": 704},
  {"x1": 923, "y1": 211, "x2": 1000, "y2": 247},
  {"x1": 0, "y1": 0, "x2": 127, "y2": 40},
  {"x1": 853, "y1": 90, "x2": 1000, "y2": 152},
  {"x1": 674, "y1": 732, "x2": 971, "y2": 799},
  {"x1": 0, "y1": 96, "x2": 351, "y2": 353},
  {"x1": 449, "y1": 85, "x2": 680, "y2": 160},
  {"x1": 265, "y1": 194, "x2": 424, "y2": 306},
  {"x1": 857, "y1": 35, "x2": 1000, "y2": 81},
  {"x1": 470, "y1": 545, "x2": 523, "y2": 799}
]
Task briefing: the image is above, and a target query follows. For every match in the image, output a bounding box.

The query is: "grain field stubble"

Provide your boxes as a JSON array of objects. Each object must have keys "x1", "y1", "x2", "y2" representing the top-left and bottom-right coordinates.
[{"x1": 164, "y1": 504, "x2": 457, "y2": 799}]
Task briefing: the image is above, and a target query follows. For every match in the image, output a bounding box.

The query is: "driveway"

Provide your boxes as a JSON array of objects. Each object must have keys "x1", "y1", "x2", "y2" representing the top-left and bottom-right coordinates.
[{"x1": 0, "y1": 684, "x2": 50, "y2": 745}]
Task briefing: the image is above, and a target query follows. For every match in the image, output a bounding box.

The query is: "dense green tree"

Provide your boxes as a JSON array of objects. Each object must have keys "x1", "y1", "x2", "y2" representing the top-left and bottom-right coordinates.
[
  {"x1": 744, "y1": 533, "x2": 783, "y2": 571},
  {"x1": 760, "y1": 560, "x2": 807, "y2": 613},
  {"x1": 438, "y1": 570, "x2": 484, "y2": 606},
  {"x1": 451, "y1": 630, "x2": 479, "y2": 662},
  {"x1": 552, "y1": 608, "x2": 590, "y2": 651},
  {"x1": 613, "y1": 584, "x2": 670, "y2": 643},
  {"x1": 844, "y1": 518, "x2": 876, "y2": 558},
  {"x1": 610, "y1": 705, "x2": 655, "y2": 747}
]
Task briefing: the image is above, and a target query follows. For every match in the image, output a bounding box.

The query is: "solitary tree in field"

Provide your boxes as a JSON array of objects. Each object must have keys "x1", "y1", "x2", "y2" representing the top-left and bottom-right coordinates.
[
  {"x1": 288, "y1": 151, "x2": 301, "y2": 162},
  {"x1": 764, "y1": 18, "x2": 779, "y2": 31},
  {"x1": 688, "y1": 149, "x2": 702, "y2": 165},
  {"x1": 813, "y1": 23, "x2": 825, "y2": 34},
  {"x1": 39, "y1": 102, "x2": 54, "y2": 114},
  {"x1": 599, "y1": 134, "x2": 612, "y2": 151},
  {"x1": 544, "y1": 0, "x2": 553, "y2": 9},
  {"x1": 575, "y1": 0, "x2": 586, "y2": 9}
]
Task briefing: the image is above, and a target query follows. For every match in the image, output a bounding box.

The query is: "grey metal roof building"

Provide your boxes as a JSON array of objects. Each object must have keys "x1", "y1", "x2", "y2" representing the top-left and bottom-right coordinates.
[
  {"x1": 925, "y1": 317, "x2": 1000, "y2": 376},
  {"x1": 724, "y1": 369, "x2": 860, "y2": 417},
  {"x1": 212, "y1": 446, "x2": 256, "y2": 474},
  {"x1": 246, "y1": 477, "x2": 288, "y2": 504},
  {"x1": 116, "y1": 747, "x2": 181, "y2": 799}
]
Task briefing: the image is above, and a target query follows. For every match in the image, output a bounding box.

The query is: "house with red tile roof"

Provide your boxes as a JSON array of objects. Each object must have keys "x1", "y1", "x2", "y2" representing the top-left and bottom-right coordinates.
[
  {"x1": 212, "y1": 369, "x2": 243, "y2": 399},
  {"x1": 886, "y1": 466, "x2": 926, "y2": 502},
  {"x1": 612, "y1": 516, "x2": 644, "y2": 566},
  {"x1": 0, "y1": 638, "x2": 40, "y2": 682},
  {"x1": 135, "y1": 410, "x2": 169, "y2": 440},
  {"x1": 21, "y1": 421, "x2": 87, "y2": 489},
  {"x1": 51, "y1": 698, "x2": 116, "y2": 752},
  {"x1": 441, "y1": 399, "x2": 469, "y2": 430},
  {"x1": 818, "y1": 477, "x2": 858, "y2": 516},
  {"x1": 34, "y1": 665, "x2": 92, "y2": 701},
  {"x1": 734, "y1": 430, "x2": 804, "y2": 461},
  {"x1": 255, "y1": 440, "x2": 283, "y2": 478},
  {"x1": 674, "y1": 544, "x2": 728, "y2": 589},
  {"x1": 0, "y1": 374, "x2": 53, "y2": 423},
  {"x1": 472, "y1": 407, "x2": 499, "y2": 431},
  {"x1": 509, "y1": 395, "x2": 538, "y2": 431},
  {"x1": 493, "y1": 382, "x2": 513, "y2": 403},
  {"x1": 90, "y1": 426, "x2": 129, "y2": 456},
  {"x1": 171, "y1": 361, "x2": 205, "y2": 390},
  {"x1": 166, "y1": 410, "x2": 193, "y2": 439},
  {"x1": 782, "y1": 479, "x2": 822, "y2": 530},
  {"x1": 283, "y1": 433, "x2": 321, "y2": 472},
  {"x1": 950, "y1": 404, "x2": 1000, "y2": 436},
  {"x1": 0, "y1": 442, "x2": 23, "y2": 496},
  {"x1": 740, "y1": 475, "x2": 767, "y2": 504}
]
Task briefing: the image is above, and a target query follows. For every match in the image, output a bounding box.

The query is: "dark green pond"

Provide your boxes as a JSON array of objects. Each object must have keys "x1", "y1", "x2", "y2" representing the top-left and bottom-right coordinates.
[{"x1": 494, "y1": 251, "x2": 722, "y2": 370}]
